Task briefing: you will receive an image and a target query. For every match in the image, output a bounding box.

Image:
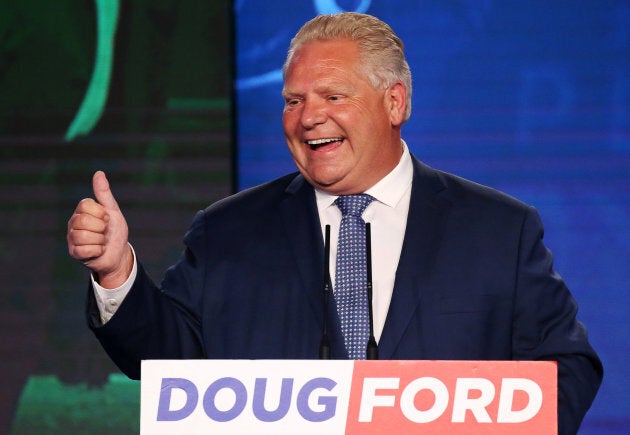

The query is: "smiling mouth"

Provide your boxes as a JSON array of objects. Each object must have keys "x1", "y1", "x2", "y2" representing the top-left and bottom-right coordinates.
[{"x1": 305, "y1": 137, "x2": 344, "y2": 150}]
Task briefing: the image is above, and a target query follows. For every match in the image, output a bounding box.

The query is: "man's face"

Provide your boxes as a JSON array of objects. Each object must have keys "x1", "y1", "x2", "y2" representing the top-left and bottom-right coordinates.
[{"x1": 282, "y1": 39, "x2": 406, "y2": 195}]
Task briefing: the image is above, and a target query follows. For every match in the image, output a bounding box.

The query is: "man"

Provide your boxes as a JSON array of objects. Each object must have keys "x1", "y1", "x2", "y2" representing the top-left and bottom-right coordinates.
[{"x1": 67, "y1": 13, "x2": 601, "y2": 434}]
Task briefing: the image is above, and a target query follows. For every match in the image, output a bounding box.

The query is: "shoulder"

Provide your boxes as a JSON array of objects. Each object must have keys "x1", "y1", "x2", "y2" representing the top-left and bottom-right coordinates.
[
  {"x1": 409, "y1": 156, "x2": 539, "y2": 236},
  {"x1": 206, "y1": 172, "x2": 307, "y2": 216},
  {"x1": 184, "y1": 172, "x2": 314, "y2": 237},
  {"x1": 411, "y1": 155, "x2": 532, "y2": 216}
]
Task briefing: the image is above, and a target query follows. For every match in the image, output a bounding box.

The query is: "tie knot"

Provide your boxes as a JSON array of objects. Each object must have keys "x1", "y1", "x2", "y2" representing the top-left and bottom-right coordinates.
[{"x1": 335, "y1": 194, "x2": 374, "y2": 217}]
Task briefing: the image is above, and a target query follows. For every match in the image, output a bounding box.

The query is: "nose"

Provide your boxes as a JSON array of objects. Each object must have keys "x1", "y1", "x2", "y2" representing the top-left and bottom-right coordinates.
[{"x1": 300, "y1": 100, "x2": 327, "y2": 129}]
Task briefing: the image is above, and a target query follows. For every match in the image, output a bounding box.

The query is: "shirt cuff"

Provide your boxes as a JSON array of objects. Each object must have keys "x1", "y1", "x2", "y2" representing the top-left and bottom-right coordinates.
[{"x1": 91, "y1": 244, "x2": 138, "y2": 324}]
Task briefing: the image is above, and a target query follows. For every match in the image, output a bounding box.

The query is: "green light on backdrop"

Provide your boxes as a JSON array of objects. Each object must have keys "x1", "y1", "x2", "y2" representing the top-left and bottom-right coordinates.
[
  {"x1": 11, "y1": 374, "x2": 139, "y2": 434},
  {"x1": 65, "y1": 0, "x2": 119, "y2": 141}
]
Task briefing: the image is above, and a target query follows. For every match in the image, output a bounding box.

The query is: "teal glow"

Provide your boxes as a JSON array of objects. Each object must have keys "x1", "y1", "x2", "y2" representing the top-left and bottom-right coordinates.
[
  {"x1": 64, "y1": 0, "x2": 119, "y2": 141},
  {"x1": 11, "y1": 374, "x2": 139, "y2": 433}
]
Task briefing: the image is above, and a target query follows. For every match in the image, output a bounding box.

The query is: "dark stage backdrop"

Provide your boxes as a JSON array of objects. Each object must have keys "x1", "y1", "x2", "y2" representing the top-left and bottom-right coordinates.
[
  {"x1": 0, "y1": 1, "x2": 232, "y2": 433},
  {"x1": 235, "y1": 1, "x2": 629, "y2": 434}
]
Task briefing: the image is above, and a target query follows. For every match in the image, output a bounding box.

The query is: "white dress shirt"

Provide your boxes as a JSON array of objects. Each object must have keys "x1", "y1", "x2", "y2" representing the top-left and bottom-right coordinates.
[
  {"x1": 94, "y1": 141, "x2": 414, "y2": 338},
  {"x1": 314, "y1": 142, "x2": 412, "y2": 341}
]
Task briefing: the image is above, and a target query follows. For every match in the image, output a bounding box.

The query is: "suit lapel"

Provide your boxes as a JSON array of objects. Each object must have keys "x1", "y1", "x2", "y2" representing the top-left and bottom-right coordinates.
[
  {"x1": 279, "y1": 175, "x2": 326, "y2": 327},
  {"x1": 378, "y1": 157, "x2": 451, "y2": 359}
]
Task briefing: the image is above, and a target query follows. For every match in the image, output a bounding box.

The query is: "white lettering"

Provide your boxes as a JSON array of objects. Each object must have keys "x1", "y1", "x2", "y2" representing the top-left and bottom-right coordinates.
[
  {"x1": 451, "y1": 378, "x2": 495, "y2": 423},
  {"x1": 400, "y1": 377, "x2": 449, "y2": 423},
  {"x1": 358, "y1": 377, "x2": 399, "y2": 422},
  {"x1": 496, "y1": 378, "x2": 543, "y2": 423}
]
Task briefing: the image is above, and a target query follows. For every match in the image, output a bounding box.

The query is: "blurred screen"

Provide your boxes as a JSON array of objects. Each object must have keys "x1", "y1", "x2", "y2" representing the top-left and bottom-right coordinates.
[
  {"x1": 1, "y1": 1, "x2": 232, "y2": 433},
  {"x1": 235, "y1": 1, "x2": 629, "y2": 433}
]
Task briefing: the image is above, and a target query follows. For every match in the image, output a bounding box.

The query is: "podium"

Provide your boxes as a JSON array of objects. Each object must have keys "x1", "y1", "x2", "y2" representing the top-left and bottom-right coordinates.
[{"x1": 141, "y1": 359, "x2": 557, "y2": 434}]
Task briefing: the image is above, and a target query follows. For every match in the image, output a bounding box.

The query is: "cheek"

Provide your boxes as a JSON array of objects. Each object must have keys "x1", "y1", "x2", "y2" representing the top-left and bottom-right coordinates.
[
  {"x1": 336, "y1": 104, "x2": 380, "y2": 135},
  {"x1": 281, "y1": 114, "x2": 292, "y2": 133},
  {"x1": 282, "y1": 109, "x2": 300, "y2": 131}
]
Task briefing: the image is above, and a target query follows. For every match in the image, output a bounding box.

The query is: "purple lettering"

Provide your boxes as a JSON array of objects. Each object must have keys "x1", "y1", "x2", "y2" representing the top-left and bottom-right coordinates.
[
  {"x1": 203, "y1": 377, "x2": 247, "y2": 422},
  {"x1": 296, "y1": 377, "x2": 337, "y2": 422},
  {"x1": 252, "y1": 377, "x2": 294, "y2": 422},
  {"x1": 156, "y1": 378, "x2": 198, "y2": 421}
]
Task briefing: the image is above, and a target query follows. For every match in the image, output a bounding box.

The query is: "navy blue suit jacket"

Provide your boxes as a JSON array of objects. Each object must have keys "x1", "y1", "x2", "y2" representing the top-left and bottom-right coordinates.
[{"x1": 89, "y1": 155, "x2": 601, "y2": 434}]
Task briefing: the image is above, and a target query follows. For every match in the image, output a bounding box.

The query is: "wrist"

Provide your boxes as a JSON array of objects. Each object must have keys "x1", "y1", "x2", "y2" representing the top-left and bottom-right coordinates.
[{"x1": 97, "y1": 244, "x2": 134, "y2": 289}]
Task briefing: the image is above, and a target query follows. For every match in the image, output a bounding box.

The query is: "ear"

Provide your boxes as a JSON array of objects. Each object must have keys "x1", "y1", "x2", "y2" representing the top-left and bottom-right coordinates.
[{"x1": 386, "y1": 82, "x2": 407, "y2": 127}]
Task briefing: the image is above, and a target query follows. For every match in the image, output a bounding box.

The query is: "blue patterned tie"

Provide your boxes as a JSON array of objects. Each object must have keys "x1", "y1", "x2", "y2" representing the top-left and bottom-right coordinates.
[{"x1": 334, "y1": 194, "x2": 374, "y2": 359}]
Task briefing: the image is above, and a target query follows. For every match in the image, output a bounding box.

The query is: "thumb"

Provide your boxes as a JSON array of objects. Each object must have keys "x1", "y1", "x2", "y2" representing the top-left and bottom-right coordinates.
[{"x1": 92, "y1": 170, "x2": 120, "y2": 211}]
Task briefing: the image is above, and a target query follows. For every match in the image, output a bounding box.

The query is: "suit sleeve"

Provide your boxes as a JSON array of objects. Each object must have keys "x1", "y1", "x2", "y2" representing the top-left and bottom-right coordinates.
[
  {"x1": 87, "y1": 210, "x2": 208, "y2": 379},
  {"x1": 511, "y1": 207, "x2": 602, "y2": 435}
]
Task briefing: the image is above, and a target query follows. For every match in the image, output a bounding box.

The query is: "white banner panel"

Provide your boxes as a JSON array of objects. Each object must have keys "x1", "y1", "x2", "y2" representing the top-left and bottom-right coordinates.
[{"x1": 141, "y1": 359, "x2": 353, "y2": 434}]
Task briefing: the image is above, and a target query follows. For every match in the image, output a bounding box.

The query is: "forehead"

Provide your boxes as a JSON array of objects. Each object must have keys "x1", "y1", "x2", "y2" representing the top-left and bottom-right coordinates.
[
  {"x1": 287, "y1": 39, "x2": 362, "y2": 74},
  {"x1": 283, "y1": 39, "x2": 368, "y2": 91}
]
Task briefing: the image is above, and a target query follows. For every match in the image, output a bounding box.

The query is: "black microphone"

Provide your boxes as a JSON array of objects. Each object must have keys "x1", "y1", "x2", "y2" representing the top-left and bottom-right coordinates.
[
  {"x1": 319, "y1": 224, "x2": 332, "y2": 359},
  {"x1": 365, "y1": 222, "x2": 379, "y2": 360}
]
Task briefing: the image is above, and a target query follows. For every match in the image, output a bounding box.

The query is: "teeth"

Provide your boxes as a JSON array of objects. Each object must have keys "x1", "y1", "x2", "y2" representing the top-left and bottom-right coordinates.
[{"x1": 306, "y1": 137, "x2": 343, "y2": 145}]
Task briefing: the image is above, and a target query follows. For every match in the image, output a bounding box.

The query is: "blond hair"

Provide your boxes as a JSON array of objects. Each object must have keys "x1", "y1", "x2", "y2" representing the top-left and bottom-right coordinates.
[{"x1": 283, "y1": 12, "x2": 412, "y2": 121}]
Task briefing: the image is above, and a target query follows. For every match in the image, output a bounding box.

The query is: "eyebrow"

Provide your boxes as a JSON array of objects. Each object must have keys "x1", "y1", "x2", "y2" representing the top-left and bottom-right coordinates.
[
  {"x1": 282, "y1": 83, "x2": 356, "y2": 99},
  {"x1": 281, "y1": 88, "x2": 299, "y2": 99}
]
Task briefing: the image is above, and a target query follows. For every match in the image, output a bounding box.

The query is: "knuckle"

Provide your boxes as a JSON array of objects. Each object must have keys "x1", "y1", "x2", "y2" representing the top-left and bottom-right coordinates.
[
  {"x1": 76, "y1": 198, "x2": 92, "y2": 212},
  {"x1": 68, "y1": 244, "x2": 82, "y2": 259},
  {"x1": 76, "y1": 213, "x2": 90, "y2": 228},
  {"x1": 78, "y1": 197, "x2": 94, "y2": 206}
]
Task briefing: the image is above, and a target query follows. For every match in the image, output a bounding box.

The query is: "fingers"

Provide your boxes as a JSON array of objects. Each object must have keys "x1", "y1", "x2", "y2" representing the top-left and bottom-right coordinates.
[
  {"x1": 92, "y1": 170, "x2": 120, "y2": 211},
  {"x1": 67, "y1": 226, "x2": 106, "y2": 261},
  {"x1": 67, "y1": 174, "x2": 113, "y2": 262},
  {"x1": 68, "y1": 240, "x2": 105, "y2": 263},
  {"x1": 67, "y1": 209, "x2": 108, "y2": 261},
  {"x1": 67, "y1": 216, "x2": 107, "y2": 245},
  {"x1": 71, "y1": 201, "x2": 109, "y2": 230}
]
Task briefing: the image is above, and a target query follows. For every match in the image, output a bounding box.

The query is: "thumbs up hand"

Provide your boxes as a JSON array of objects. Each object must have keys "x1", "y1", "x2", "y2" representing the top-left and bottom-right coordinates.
[{"x1": 67, "y1": 171, "x2": 133, "y2": 289}]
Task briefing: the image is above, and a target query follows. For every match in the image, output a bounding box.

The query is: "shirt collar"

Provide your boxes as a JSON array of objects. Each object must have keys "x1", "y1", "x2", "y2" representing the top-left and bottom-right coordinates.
[{"x1": 314, "y1": 140, "x2": 413, "y2": 210}]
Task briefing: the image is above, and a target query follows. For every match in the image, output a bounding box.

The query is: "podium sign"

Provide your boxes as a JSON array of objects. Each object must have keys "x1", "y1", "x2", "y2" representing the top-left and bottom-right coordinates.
[{"x1": 141, "y1": 359, "x2": 557, "y2": 434}]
